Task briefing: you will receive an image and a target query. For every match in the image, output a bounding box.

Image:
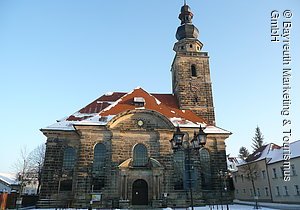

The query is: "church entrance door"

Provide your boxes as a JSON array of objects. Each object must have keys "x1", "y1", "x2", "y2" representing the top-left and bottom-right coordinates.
[{"x1": 132, "y1": 179, "x2": 148, "y2": 205}]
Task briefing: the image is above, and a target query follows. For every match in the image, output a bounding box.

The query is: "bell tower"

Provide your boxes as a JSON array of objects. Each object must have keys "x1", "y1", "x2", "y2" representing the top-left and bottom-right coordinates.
[{"x1": 171, "y1": 3, "x2": 215, "y2": 125}]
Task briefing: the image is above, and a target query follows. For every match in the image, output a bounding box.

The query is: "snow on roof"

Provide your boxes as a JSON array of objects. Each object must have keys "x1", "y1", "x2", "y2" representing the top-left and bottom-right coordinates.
[
  {"x1": 73, "y1": 115, "x2": 115, "y2": 126},
  {"x1": 205, "y1": 126, "x2": 231, "y2": 134},
  {"x1": 45, "y1": 120, "x2": 77, "y2": 131},
  {"x1": 104, "y1": 92, "x2": 114, "y2": 96},
  {"x1": 227, "y1": 157, "x2": 245, "y2": 172},
  {"x1": 244, "y1": 143, "x2": 281, "y2": 163},
  {"x1": 0, "y1": 173, "x2": 19, "y2": 185},
  {"x1": 268, "y1": 140, "x2": 300, "y2": 164},
  {"x1": 237, "y1": 141, "x2": 300, "y2": 166},
  {"x1": 42, "y1": 87, "x2": 230, "y2": 135}
]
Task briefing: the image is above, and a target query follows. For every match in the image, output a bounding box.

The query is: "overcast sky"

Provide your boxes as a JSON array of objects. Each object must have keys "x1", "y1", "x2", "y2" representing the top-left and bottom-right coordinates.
[{"x1": 0, "y1": 0, "x2": 299, "y2": 172}]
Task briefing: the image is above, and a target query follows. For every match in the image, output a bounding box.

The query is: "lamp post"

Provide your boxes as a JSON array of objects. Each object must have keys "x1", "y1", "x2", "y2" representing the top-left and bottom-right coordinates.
[
  {"x1": 170, "y1": 126, "x2": 207, "y2": 210},
  {"x1": 217, "y1": 170, "x2": 229, "y2": 210}
]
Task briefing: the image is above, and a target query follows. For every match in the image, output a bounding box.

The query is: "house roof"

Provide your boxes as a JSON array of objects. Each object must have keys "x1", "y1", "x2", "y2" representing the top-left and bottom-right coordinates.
[
  {"x1": 227, "y1": 156, "x2": 245, "y2": 172},
  {"x1": 237, "y1": 140, "x2": 300, "y2": 167},
  {"x1": 0, "y1": 173, "x2": 19, "y2": 186},
  {"x1": 44, "y1": 87, "x2": 230, "y2": 134},
  {"x1": 268, "y1": 140, "x2": 300, "y2": 164},
  {"x1": 245, "y1": 143, "x2": 281, "y2": 163}
]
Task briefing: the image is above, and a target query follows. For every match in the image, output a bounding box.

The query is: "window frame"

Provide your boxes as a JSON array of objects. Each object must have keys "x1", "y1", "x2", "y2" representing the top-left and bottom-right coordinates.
[
  {"x1": 62, "y1": 147, "x2": 76, "y2": 170},
  {"x1": 132, "y1": 143, "x2": 148, "y2": 167}
]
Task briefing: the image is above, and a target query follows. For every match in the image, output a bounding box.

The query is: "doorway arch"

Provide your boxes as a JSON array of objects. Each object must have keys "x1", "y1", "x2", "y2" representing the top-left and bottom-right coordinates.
[{"x1": 132, "y1": 179, "x2": 148, "y2": 205}]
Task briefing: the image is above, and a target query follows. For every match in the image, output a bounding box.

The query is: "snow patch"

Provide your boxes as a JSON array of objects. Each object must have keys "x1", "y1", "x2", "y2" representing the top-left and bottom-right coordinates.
[
  {"x1": 72, "y1": 112, "x2": 97, "y2": 118},
  {"x1": 135, "y1": 107, "x2": 145, "y2": 110},
  {"x1": 155, "y1": 98, "x2": 161, "y2": 105},
  {"x1": 101, "y1": 97, "x2": 123, "y2": 113},
  {"x1": 104, "y1": 92, "x2": 114, "y2": 96}
]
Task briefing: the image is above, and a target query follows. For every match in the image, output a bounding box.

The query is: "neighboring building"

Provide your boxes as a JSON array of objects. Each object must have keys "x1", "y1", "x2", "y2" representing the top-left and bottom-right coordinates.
[
  {"x1": 267, "y1": 140, "x2": 300, "y2": 204},
  {"x1": 233, "y1": 140, "x2": 300, "y2": 204},
  {"x1": 0, "y1": 172, "x2": 38, "y2": 195},
  {"x1": 0, "y1": 173, "x2": 19, "y2": 193},
  {"x1": 21, "y1": 171, "x2": 39, "y2": 195},
  {"x1": 38, "y1": 3, "x2": 231, "y2": 209},
  {"x1": 227, "y1": 156, "x2": 244, "y2": 173}
]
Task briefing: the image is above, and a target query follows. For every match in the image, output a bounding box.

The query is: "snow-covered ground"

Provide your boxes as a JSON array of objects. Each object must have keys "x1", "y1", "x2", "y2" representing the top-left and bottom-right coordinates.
[
  {"x1": 21, "y1": 201, "x2": 300, "y2": 210},
  {"x1": 162, "y1": 205, "x2": 276, "y2": 210},
  {"x1": 22, "y1": 205, "x2": 276, "y2": 210}
]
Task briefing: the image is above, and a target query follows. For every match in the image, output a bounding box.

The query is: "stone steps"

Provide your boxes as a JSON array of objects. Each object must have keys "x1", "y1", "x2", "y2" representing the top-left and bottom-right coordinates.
[{"x1": 36, "y1": 198, "x2": 70, "y2": 209}]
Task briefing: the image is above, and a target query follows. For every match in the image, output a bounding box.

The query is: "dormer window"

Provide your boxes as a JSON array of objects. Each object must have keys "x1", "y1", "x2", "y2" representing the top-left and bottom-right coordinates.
[
  {"x1": 191, "y1": 64, "x2": 197, "y2": 77},
  {"x1": 133, "y1": 97, "x2": 145, "y2": 107}
]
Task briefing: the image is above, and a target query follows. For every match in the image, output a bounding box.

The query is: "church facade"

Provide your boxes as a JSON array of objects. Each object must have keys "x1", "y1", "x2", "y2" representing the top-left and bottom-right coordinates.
[{"x1": 38, "y1": 3, "x2": 231, "y2": 209}]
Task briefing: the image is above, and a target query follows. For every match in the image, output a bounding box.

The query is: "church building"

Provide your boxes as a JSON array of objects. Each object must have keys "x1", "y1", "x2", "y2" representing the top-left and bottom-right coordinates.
[{"x1": 38, "y1": 3, "x2": 231, "y2": 209}]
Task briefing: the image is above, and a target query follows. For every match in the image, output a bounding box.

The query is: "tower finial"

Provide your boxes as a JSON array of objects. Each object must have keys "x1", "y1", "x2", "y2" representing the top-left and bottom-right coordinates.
[{"x1": 175, "y1": 2, "x2": 199, "y2": 40}]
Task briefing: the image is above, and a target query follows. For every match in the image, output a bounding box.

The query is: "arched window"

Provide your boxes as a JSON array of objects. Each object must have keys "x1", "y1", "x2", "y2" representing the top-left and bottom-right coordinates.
[
  {"x1": 199, "y1": 148, "x2": 212, "y2": 189},
  {"x1": 191, "y1": 64, "x2": 197, "y2": 77},
  {"x1": 92, "y1": 143, "x2": 106, "y2": 191},
  {"x1": 173, "y1": 150, "x2": 185, "y2": 190},
  {"x1": 133, "y1": 144, "x2": 148, "y2": 167},
  {"x1": 63, "y1": 147, "x2": 76, "y2": 170},
  {"x1": 93, "y1": 143, "x2": 106, "y2": 171}
]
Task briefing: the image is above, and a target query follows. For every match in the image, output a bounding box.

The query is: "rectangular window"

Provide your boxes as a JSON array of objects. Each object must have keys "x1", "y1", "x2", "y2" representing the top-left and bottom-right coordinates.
[
  {"x1": 284, "y1": 186, "x2": 289, "y2": 196},
  {"x1": 257, "y1": 188, "x2": 260, "y2": 197},
  {"x1": 291, "y1": 165, "x2": 297, "y2": 176},
  {"x1": 243, "y1": 189, "x2": 246, "y2": 193},
  {"x1": 236, "y1": 189, "x2": 239, "y2": 194},
  {"x1": 250, "y1": 188, "x2": 253, "y2": 196},
  {"x1": 295, "y1": 185, "x2": 300, "y2": 196},
  {"x1": 262, "y1": 170, "x2": 266, "y2": 179},
  {"x1": 273, "y1": 168, "x2": 277, "y2": 178},
  {"x1": 241, "y1": 174, "x2": 244, "y2": 182},
  {"x1": 276, "y1": 186, "x2": 280, "y2": 196},
  {"x1": 265, "y1": 187, "x2": 269, "y2": 196}
]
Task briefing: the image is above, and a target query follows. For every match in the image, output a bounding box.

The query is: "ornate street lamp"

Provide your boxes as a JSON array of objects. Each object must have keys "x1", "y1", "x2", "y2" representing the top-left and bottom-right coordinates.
[
  {"x1": 197, "y1": 125, "x2": 207, "y2": 146},
  {"x1": 191, "y1": 126, "x2": 207, "y2": 149},
  {"x1": 218, "y1": 170, "x2": 229, "y2": 210},
  {"x1": 170, "y1": 126, "x2": 185, "y2": 149},
  {"x1": 170, "y1": 125, "x2": 207, "y2": 210},
  {"x1": 190, "y1": 131, "x2": 200, "y2": 149}
]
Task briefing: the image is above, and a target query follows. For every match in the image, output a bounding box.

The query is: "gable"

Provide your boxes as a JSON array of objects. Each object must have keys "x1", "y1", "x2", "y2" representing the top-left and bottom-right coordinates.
[{"x1": 107, "y1": 109, "x2": 174, "y2": 130}]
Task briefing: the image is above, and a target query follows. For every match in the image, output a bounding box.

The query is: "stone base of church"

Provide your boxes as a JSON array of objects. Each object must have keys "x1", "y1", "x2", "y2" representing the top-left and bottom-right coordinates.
[{"x1": 38, "y1": 192, "x2": 233, "y2": 209}]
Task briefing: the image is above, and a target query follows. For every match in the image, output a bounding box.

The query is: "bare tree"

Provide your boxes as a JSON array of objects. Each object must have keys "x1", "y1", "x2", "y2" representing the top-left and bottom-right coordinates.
[
  {"x1": 238, "y1": 160, "x2": 260, "y2": 209},
  {"x1": 13, "y1": 146, "x2": 31, "y2": 195},
  {"x1": 28, "y1": 144, "x2": 46, "y2": 194},
  {"x1": 13, "y1": 144, "x2": 46, "y2": 196}
]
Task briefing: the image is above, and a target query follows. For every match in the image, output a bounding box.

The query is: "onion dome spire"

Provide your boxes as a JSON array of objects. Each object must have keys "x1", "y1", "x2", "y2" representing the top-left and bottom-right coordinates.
[{"x1": 175, "y1": 3, "x2": 199, "y2": 41}]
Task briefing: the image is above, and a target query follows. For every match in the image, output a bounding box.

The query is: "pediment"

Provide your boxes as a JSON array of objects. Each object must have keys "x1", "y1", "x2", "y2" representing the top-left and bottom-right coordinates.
[{"x1": 107, "y1": 109, "x2": 174, "y2": 130}]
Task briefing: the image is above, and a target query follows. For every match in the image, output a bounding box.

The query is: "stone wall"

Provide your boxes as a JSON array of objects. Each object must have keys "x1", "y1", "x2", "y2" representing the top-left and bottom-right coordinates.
[{"x1": 39, "y1": 111, "x2": 230, "y2": 208}]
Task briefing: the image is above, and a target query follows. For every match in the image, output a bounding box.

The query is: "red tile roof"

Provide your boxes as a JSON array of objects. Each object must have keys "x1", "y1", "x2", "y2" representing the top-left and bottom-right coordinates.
[{"x1": 66, "y1": 87, "x2": 207, "y2": 125}]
